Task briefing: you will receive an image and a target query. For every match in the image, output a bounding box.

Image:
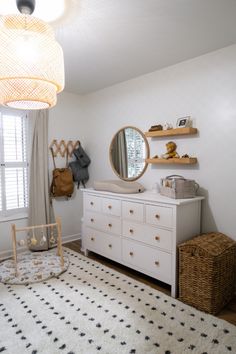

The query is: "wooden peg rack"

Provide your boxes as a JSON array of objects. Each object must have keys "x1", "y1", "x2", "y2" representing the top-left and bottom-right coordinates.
[{"x1": 49, "y1": 139, "x2": 80, "y2": 158}]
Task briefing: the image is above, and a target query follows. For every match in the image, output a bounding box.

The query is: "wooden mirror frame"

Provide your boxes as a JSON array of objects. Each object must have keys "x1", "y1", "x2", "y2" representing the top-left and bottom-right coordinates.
[{"x1": 109, "y1": 126, "x2": 150, "y2": 181}]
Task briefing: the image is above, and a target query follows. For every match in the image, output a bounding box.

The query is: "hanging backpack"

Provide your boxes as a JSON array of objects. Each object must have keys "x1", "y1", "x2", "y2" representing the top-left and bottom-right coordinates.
[
  {"x1": 73, "y1": 145, "x2": 91, "y2": 167},
  {"x1": 50, "y1": 148, "x2": 74, "y2": 198},
  {"x1": 69, "y1": 144, "x2": 91, "y2": 188},
  {"x1": 69, "y1": 160, "x2": 89, "y2": 188}
]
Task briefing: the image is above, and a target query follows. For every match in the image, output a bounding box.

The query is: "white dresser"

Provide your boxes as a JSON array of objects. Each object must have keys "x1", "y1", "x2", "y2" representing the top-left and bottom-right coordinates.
[{"x1": 81, "y1": 189, "x2": 204, "y2": 297}]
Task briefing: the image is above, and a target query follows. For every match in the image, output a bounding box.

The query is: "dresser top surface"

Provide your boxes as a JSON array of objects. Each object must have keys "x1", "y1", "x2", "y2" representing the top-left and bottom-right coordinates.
[{"x1": 81, "y1": 188, "x2": 204, "y2": 205}]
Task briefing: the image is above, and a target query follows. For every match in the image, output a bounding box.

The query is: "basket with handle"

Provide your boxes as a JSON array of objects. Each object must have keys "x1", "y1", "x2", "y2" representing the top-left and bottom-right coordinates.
[{"x1": 160, "y1": 175, "x2": 199, "y2": 199}]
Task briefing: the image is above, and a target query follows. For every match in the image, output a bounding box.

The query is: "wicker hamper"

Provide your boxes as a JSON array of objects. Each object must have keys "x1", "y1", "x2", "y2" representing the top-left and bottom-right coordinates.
[{"x1": 179, "y1": 232, "x2": 236, "y2": 315}]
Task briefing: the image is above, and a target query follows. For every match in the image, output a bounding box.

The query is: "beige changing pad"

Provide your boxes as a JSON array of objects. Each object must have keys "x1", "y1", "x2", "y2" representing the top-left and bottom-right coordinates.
[{"x1": 94, "y1": 180, "x2": 145, "y2": 194}]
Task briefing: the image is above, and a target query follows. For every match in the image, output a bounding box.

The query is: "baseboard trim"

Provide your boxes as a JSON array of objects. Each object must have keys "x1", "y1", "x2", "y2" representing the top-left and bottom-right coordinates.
[
  {"x1": 0, "y1": 249, "x2": 21, "y2": 261},
  {"x1": 0, "y1": 233, "x2": 81, "y2": 261},
  {"x1": 62, "y1": 233, "x2": 81, "y2": 244}
]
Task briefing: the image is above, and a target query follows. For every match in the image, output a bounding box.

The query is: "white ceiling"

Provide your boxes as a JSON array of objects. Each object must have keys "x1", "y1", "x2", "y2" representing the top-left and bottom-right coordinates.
[{"x1": 4, "y1": 0, "x2": 236, "y2": 94}]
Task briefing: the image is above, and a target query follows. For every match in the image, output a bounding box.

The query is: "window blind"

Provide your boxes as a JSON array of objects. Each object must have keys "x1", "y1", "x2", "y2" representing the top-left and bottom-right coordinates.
[{"x1": 0, "y1": 113, "x2": 28, "y2": 215}]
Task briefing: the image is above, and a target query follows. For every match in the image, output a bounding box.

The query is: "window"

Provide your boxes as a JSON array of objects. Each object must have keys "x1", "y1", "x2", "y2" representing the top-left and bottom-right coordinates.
[
  {"x1": 0, "y1": 111, "x2": 28, "y2": 216},
  {"x1": 125, "y1": 128, "x2": 146, "y2": 178}
]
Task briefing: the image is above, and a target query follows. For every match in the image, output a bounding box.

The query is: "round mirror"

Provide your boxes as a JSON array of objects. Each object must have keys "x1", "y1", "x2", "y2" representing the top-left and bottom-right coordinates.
[{"x1": 109, "y1": 126, "x2": 149, "y2": 181}]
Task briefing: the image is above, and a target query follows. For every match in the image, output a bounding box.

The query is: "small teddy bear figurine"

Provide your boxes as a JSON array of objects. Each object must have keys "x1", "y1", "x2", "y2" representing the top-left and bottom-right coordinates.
[{"x1": 162, "y1": 141, "x2": 179, "y2": 159}]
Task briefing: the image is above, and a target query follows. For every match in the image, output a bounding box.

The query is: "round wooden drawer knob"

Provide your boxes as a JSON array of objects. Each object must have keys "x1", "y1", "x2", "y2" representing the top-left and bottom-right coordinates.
[
  {"x1": 129, "y1": 252, "x2": 134, "y2": 256},
  {"x1": 108, "y1": 205, "x2": 112, "y2": 209},
  {"x1": 108, "y1": 244, "x2": 112, "y2": 248},
  {"x1": 155, "y1": 214, "x2": 160, "y2": 219},
  {"x1": 90, "y1": 202, "x2": 94, "y2": 206},
  {"x1": 129, "y1": 229, "x2": 134, "y2": 234},
  {"x1": 90, "y1": 218, "x2": 94, "y2": 222},
  {"x1": 155, "y1": 236, "x2": 160, "y2": 241},
  {"x1": 129, "y1": 209, "x2": 134, "y2": 214},
  {"x1": 91, "y1": 237, "x2": 94, "y2": 241},
  {"x1": 108, "y1": 223, "x2": 112, "y2": 228},
  {"x1": 155, "y1": 261, "x2": 159, "y2": 266}
]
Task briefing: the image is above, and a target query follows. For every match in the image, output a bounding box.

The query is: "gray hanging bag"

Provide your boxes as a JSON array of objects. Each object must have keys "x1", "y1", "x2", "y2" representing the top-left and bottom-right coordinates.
[
  {"x1": 69, "y1": 160, "x2": 89, "y2": 188},
  {"x1": 69, "y1": 144, "x2": 91, "y2": 188},
  {"x1": 73, "y1": 145, "x2": 91, "y2": 168}
]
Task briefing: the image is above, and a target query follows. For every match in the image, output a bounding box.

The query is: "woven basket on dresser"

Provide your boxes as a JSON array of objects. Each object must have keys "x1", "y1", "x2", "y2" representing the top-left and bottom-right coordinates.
[{"x1": 178, "y1": 232, "x2": 236, "y2": 315}]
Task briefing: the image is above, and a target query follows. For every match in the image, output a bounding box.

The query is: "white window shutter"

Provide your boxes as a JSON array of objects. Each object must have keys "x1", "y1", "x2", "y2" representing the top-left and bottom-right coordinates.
[
  {"x1": 0, "y1": 113, "x2": 28, "y2": 215},
  {"x1": 5, "y1": 167, "x2": 28, "y2": 210}
]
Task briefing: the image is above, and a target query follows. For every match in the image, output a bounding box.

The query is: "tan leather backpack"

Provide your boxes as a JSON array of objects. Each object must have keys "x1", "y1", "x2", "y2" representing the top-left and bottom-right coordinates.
[{"x1": 50, "y1": 148, "x2": 74, "y2": 198}]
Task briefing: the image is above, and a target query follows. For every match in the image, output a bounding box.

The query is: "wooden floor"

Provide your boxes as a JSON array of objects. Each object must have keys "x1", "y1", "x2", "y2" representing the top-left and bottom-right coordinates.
[{"x1": 65, "y1": 240, "x2": 236, "y2": 326}]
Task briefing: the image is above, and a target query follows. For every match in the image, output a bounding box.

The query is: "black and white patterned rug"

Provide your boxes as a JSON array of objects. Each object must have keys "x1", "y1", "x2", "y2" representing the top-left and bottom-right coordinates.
[{"x1": 0, "y1": 248, "x2": 235, "y2": 354}]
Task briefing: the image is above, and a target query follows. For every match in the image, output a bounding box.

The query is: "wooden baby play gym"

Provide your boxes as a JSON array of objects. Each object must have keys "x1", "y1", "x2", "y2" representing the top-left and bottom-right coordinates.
[{"x1": 0, "y1": 217, "x2": 69, "y2": 285}]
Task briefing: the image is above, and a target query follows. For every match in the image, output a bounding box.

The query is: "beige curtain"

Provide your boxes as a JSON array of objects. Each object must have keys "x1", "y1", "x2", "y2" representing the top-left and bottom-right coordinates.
[
  {"x1": 28, "y1": 110, "x2": 56, "y2": 251},
  {"x1": 112, "y1": 130, "x2": 128, "y2": 178}
]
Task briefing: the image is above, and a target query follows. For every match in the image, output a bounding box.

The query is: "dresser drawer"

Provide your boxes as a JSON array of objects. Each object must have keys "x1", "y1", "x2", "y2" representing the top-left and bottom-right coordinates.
[
  {"x1": 123, "y1": 221, "x2": 172, "y2": 251},
  {"x1": 102, "y1": 198, "x2": 121, "y2": 216},
  {"x1": 83, "y1": 226, "x2": 101, "y2": 252},
  {"x1": 84, "y1": 194, "x2": 102, "y2": 212},
  {"x1": 84, "y1": 227, "x2": 121, "y2": 261},
  {"x1": 84, "y1": 211, "x2": 121, "y2": 236},
  {"x1": 101, "y1": 214, "x2": 121, "y2": 235},
  {"x1": 122, "y1": 201, "x2": 144, "y2": 222},
  {"x1": 146, "y1": 204, "x2": 173, "y2": 228},
  {"x1": 84, "y1": 211, "x2": 103, "y2": 230},
  {"x1": 122, "y1": 239, "x2": 172, "y2": 284}
]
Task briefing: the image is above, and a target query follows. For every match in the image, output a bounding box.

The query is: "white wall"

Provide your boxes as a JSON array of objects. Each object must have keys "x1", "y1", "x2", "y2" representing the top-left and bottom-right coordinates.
[
  {"x1": 0, "y1": 91, "x2": 88, "y2": 258},
  {"x1": 48, "y1": 91, "x2": 88, "y2": 241},
  {"x1": 83, "y1": 45, "x2": 236, "y2": 240},
  {"x1": 0, "y1": 218, "x2": 28, "y2": 259}
]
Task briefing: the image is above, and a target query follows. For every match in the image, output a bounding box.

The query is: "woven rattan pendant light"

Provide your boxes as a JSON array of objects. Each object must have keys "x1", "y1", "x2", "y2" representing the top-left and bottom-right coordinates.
[{"x1": 0, "y1": 0, "x2": 64, "y2": 110}]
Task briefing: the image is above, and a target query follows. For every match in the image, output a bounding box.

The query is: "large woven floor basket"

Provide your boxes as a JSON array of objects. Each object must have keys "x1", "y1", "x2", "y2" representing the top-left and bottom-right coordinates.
[{"x1": 179, "y1": 232, "x2": 236, "y2": 315}]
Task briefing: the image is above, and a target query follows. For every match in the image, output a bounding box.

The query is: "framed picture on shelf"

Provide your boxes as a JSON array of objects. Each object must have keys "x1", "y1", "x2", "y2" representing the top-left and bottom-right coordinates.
[{"x1": 176, "y1": 116, "x2": 191, "y2": 128}]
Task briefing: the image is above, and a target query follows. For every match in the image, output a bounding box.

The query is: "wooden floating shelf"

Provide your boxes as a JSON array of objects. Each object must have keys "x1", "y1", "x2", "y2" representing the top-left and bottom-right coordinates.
[
  {"x1": 145, "y1": 127, "x2": 198, "y2": 138},
  {"x1": 146, "y1": 157, "x2": 198, "y2": 165}
]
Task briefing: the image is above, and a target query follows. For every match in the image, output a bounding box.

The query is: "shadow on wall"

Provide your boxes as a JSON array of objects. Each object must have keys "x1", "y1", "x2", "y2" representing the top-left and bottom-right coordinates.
[
  {"x1": 150, "y1": 164, "x2": 200, "y2": 172},
  {"x1": 198, "y1": 187, "x2": 218, "y2": 233}
]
